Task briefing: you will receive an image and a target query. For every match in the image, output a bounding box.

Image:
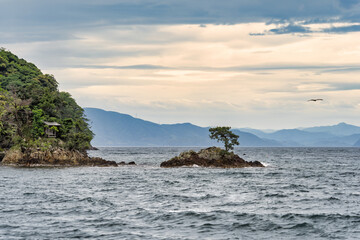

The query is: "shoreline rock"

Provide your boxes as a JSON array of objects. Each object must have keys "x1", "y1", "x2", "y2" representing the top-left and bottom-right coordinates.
[
  {"x1": 119, "y1": 161, "x2": 137, "y2": 166},
  {"x1": 89, "y1": 146, "x2": 99, "y2": 150},
  {"x1": 1, "y1": 148, "x2": 118, "y2": 167},
  {"x1": 160, "y1": 147, "x2": 264, "y2": 168}
]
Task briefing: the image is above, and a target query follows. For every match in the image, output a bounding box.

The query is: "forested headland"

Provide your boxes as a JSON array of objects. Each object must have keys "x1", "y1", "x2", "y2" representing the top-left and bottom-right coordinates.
[{"x1": 0, "y1": 48, "x2": 93, "y2": 152}]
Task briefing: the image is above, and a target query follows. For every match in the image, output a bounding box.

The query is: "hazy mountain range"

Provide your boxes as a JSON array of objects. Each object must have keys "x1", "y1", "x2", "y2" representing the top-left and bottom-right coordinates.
[{"x1": 85, "y1": 108, "x2": 360, "y2": 147}]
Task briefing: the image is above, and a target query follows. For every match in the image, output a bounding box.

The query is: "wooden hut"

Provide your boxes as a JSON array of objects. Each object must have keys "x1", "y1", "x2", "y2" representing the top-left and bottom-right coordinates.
[{"x1": 43, "y1": 121, "x2": 61, "y2": 138}]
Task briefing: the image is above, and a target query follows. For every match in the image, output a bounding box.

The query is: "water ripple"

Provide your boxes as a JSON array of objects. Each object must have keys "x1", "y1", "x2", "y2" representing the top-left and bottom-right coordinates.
[{"x1": 0, "y1": 147, "x2": 359, "y2": 239}]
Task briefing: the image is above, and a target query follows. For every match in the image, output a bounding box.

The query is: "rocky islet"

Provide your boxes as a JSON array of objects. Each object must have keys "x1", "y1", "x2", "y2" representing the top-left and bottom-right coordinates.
[
  {"x1": 161, "y1": 147, "x2": 264, "y2": 168},
  {"x1": 1, "y1": 148, "x2": 118, "y2": 167}
]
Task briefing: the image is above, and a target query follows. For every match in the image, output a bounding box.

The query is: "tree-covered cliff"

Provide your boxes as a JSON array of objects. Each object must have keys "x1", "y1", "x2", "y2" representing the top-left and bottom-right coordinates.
[{"x1": 0, "y1": 48, "x2": 93, "y2": 151}]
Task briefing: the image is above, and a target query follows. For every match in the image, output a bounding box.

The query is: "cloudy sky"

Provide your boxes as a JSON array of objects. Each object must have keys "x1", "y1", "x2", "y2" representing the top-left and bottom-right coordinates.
[{"x1": 2, "y1": 0, "x2": 360, "y2": 129}]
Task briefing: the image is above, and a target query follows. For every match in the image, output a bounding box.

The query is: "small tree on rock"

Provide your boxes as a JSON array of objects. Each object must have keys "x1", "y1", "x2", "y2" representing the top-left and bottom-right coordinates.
[{"x1": 209, "y1": 126, "x2": 239, "y2": 152}]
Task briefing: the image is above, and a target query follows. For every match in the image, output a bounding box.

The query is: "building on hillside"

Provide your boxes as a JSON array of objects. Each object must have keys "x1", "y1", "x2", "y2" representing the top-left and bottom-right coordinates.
[{"x1": 44, "y1": 121, "x2": 61, "y2": 138}]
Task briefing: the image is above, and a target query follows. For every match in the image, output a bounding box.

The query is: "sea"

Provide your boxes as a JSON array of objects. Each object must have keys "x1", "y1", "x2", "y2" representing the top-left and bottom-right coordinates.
[{"x1": 0, "y1": 147, "x2": 359, "y2": 240}]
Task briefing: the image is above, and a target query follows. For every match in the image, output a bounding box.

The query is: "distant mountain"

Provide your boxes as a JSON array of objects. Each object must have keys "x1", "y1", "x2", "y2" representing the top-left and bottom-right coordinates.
[
  {"x1": 301, "y1": 122, "x2": 360, "y2": 136},
  {"x1": 84, "y1": 108, "x2": 282, "y2": 147},
  {"x1": 339, "y1": 134, "x2": 360, "y2": 146},
  {"x1": 354, "y1": 138, "x2": 360, "y2": 147},
  {"x1": 266, "y1": 129, "x2": 337, "y2": 147},
  {"x1": 232, "y1": 130, "x2": 281, "y2": 147},
  {"x1": 85, "y1": 108, "x2": 360, "y2": 147},
  {"x1": 237, "y1": 128, "x2": 273, "y2": 138},
  {"x1": 239, "y1": 124, "x2": 360, "y2": 147}
]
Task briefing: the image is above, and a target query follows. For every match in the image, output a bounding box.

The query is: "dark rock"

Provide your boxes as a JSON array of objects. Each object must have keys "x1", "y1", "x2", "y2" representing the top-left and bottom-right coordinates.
[
  {"x1": 0, "y1": 152, "x2": 5, "y2": 162},
  {"x1": 118, "y1": 161, "x2": 136, "y2": 166},
  {"x1": 89, "y1": 146, "x2": 99, "y2": 150},
  {"x1": 248, "y1": 160, "x2": 263, "y2": 167},
  {"x1": 78, "y1": 157, "x2": 118, "y2": 167},
  {"x1": 160, "y1": 147, "x2": 264, "y2": 168},
  {"x1": 1, "y1": 148, "x2": 118, "y2": 167}
]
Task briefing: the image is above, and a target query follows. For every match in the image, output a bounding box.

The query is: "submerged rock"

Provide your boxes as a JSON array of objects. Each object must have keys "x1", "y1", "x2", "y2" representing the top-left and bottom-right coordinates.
[
  {"x1": 1, "y1": 148, "x2": 117, "y2": 167},
  {"x1": 160, "y1": 147, "x2": 264, "y2": 168},
  {"x1": 119, "y1": 161, "x2": 136, "y2": 166}
]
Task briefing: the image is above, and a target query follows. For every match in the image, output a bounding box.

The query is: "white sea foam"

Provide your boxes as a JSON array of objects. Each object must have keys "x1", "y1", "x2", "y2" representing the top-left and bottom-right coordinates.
[{"x1": 261, "y1": 162, "x2": 270, "y2": 167}]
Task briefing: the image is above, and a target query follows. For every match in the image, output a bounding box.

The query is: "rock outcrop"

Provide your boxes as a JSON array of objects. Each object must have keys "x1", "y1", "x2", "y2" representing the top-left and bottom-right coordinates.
[
  {"x1": 160, "y1": 147, "x2": 264, "y2": 168},
  {"x1": 119, "y1": 161, "x2": 137, "y2": 165},
  {"x1": 0, "y1": 152, "x2": 5, "y2": 162},
  {"x1": 1, "y1": 148, "x2": 118, "y2": 167}
]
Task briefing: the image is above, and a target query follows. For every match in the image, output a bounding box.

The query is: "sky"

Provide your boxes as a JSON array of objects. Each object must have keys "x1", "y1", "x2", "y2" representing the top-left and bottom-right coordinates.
[{"x1": 1, "y1": 0, "x2": 360, "y2": 129}]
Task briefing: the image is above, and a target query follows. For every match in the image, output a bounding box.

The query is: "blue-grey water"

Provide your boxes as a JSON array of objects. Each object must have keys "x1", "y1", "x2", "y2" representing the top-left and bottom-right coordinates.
[{"x1": 0, "y1": 147, "x2": 359, "y2": 239}]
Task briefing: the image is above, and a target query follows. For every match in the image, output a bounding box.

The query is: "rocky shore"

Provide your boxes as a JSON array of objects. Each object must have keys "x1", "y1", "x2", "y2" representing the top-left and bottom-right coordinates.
[
  {"x1": 1, "y1": 148, "x2": 118, "y2": 167},
  {"x1": 160, "y1": 147, "x2": 264, "y2": 168}
]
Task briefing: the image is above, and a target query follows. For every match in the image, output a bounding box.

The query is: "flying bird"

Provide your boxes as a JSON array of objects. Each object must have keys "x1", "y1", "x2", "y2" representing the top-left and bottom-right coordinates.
[{"x1": 308, "y1": 99, "x2": 323, "y2": 102}]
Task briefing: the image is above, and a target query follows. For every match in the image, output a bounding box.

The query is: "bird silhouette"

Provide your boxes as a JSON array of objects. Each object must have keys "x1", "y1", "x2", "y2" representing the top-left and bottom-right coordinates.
[{"x1": 308, "y1": 99, "x2": 323, "y2": 102}]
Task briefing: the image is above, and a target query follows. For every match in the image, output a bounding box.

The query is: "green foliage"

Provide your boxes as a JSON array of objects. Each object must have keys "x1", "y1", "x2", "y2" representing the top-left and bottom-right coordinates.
[
  {"x1": 31, "y1": 108, "x2": 45, "y2": 138},
  {"x1": 11, "y1": 137, "x2": 61, "y2": 152},
  {"x1": 209, "y1": 126, "x2": 239, "y2": 152},
  {"x1": 0, "y1": 48, "x2": 93, "y2": 151},
  {"x1": 0, "y1": 88, "x2": 16, "y2": 148},
  {"x1": 64, "y1": 132, "x2": 92, "y2": 150},
  {"x1": 0, "y1": 88, "x2": 32, "y2": 143}
]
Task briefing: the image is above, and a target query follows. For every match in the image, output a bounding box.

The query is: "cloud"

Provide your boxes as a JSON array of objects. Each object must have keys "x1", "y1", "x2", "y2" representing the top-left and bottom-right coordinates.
[
  {"x1": 1, "y1": 1, "x2": 359, "y2": 30},
  {"x1": 263, "y1": 23, "x2": 360, "y2": 35},
  {"x1": 322, "y1": 24, "x2": 360, "y2": 33},
  {"x1": 328, "y1": 82, "x2": 360, "y2": 91},
  {"x1": 0, "y1": 32, "x2": 79, "y2": 44},
  {"x1": 71, "y1": 64, "x2": 171, "y2": 70},
  {"x1": 268, "y1": 24, "x2": 311, "y2": 34},
  {"x1": 319, "y1": 66, "x2": 360, "y2": 73},
  {"x1": 2, "y1": 0, "x2": 360, "y2": 43},
  {"x1": 63, "y1": 63, "x2": 360, "y2": 75},
  {"x1": 338, "y1": 0, "x2": 360, "y2": 8},
  {"x1": 3, "y1": 5, "x2": 360, "y2": 129}
]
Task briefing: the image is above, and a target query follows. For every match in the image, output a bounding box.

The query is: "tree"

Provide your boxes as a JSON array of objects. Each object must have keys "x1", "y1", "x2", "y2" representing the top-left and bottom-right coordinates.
[
  {"x1": 0, "y1": 88, "x2": 16, "y2": 148},
  {"x1": 209, "y1": 126, "x2": 239, "y2": 152},
  {"x1": 31, "y1": 108, "x2": 45, "y2": 138},
  {"x1": 0, "y1": 49, "x2": 94, "y2": 151},
  {"x1": 0, "y1": 88, "x2": 31, "y2": 138}
]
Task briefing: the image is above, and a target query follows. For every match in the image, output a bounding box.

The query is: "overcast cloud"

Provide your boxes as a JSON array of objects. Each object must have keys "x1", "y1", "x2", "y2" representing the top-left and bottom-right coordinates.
[
  {"x1": 2, "y1": 1, "x2": 360, "y2": 31},
  {"x1": 1, "y1": 1, "x2": 360, "y2": 128}
]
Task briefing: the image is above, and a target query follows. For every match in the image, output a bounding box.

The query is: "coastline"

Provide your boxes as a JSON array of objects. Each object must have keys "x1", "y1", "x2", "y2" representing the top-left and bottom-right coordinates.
[{"x1": 1, "y1": 148, "x2": 118, "y2": 167}]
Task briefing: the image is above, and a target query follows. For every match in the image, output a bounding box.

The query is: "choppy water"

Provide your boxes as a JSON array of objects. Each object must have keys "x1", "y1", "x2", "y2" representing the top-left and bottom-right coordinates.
[{"x1": 0, "y1": 147, "x2": 359, "y2": 239}]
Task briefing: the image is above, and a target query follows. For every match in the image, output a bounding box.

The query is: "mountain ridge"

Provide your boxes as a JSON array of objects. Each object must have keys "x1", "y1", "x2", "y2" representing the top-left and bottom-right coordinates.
[
  {"x1": 85, "y1": 107, "x2": 360, "y2": 147},
  {"x1": 301, "y1": 122, "x2": 360, "y2": 136},
  {"x1": 84, "y1": 108, "x2": 281, "y2": 147}
]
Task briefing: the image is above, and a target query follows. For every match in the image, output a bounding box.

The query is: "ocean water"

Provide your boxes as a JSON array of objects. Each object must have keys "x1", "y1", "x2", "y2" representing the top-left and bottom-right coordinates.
[{"x1": 0, "y1": 147, "x2": 359, "y2": 240}]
